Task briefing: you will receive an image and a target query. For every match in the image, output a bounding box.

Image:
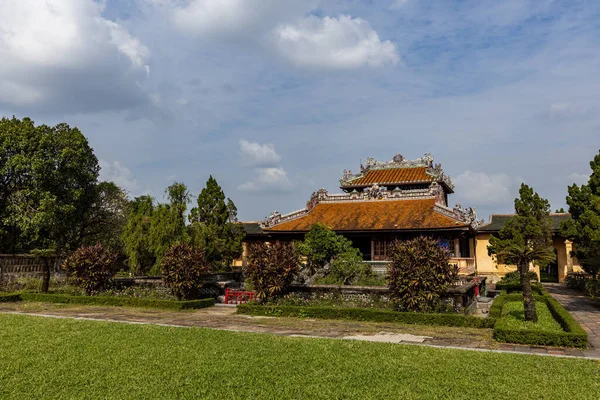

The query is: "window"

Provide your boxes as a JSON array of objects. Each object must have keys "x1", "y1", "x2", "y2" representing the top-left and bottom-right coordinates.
[{"x1": 373, "y1": 239, "x2": 390, "y2": 260}]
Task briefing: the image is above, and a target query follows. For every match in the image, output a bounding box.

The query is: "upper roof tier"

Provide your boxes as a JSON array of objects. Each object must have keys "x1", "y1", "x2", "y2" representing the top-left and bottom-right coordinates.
[{"x1": 339, "y1": 153, "x2": 454, "y2": 193}]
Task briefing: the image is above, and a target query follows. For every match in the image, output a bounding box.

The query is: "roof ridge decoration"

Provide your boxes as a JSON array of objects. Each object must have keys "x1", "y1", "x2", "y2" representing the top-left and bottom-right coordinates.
[
  {"x1": 339, "y1": 152, "x2": 455, "y2": 190},
  {"x1": 433, "y1": 203, "x2": 485, "y2": 229}
]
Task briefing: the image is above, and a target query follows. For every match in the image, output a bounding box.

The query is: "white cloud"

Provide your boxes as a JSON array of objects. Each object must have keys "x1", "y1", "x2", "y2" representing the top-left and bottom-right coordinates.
[
  {"x1": 169, "y1": 0, "x2": 315, "y2": 39},
  {"x1": 161, "y1": 1, "x2": 397, "y2": 70},
  {"x1": 99, "y1": 160, "x2": 141, "y2": 196},
  {"x1": 271, "y1": 15, "x2": 398, "y2": 69},
  {"x1": 239, "y1": 139, "x2": 281, "y2": 167},
  {"x1": 454, "y1": 171, "x2": 515, "y2": 206},
  {"x1": 0, "y1": 0, "x2": 150, "y2": 112},
  {"x1": 238, "y1": 167, "x2": 293, "y2": 192}
]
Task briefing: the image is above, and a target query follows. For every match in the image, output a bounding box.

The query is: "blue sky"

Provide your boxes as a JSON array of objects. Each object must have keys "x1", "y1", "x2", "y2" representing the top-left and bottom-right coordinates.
[{"x1": 1, "y1": 0, "x2": 599, "y2": 222}]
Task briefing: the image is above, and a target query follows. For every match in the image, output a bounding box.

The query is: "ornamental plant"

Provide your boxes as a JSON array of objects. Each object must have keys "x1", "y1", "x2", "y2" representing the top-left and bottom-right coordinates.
[
  {"x1": 244, "y1": 241, "x2": 300, "y2": 300},
  {"x1": 387, "y1": 236, "x2": 457, "y2": 312},
  {"x1": 161, "y1": 243, "x2": 208, "y2": 300},
  {"x1": 62, "y1": 244, "x2": 116, "y2": 295}
]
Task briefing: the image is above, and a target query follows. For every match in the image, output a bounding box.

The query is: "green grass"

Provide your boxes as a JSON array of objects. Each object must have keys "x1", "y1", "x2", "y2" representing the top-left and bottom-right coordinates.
[
  {"x1": 500, "y1": 301, "x2": 564, "y2": 332},
  {"x1": 1, "y1": 314, "x2": 599, "y2": 399}
]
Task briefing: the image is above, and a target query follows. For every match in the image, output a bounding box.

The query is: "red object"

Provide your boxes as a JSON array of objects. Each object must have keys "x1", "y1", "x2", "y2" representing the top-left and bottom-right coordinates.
[
  {"x1": 474, "y1": 276, "x2": 479, "y2": 297},
  {"x1": 224, "y1": 288, "x2": 257, "y2": 304}
]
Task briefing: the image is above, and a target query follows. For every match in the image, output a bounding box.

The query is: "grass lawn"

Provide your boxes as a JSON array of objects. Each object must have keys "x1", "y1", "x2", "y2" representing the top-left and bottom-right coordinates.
[
  {"x1": 1, "y1": 314, "x2": 599, "y2": 399},
  {"x1": 501, "y1": 301, "x2": 564, "y2": 332}
]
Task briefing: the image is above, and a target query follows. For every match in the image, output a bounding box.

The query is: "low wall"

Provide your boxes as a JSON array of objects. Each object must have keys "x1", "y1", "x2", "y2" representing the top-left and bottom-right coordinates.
[
  {"x1": 287, "y1": 277, "x2": 486, "y2": 315},
  {"x1": 0, "y1": 254, "x2": 64, "y2": 280}
]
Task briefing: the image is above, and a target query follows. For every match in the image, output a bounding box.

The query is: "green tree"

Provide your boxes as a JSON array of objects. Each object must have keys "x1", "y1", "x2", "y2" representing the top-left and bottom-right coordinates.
[
  {"x1": 296, "y1": 223, "x2": 360, "y2": 274},
  {"x1": 488, "y1": 184, "x2": 555, "y2": 322},
  {"x1": 122, "y1": 195, "x2": 156, "y2": 274},
  {"x1": 189, "y1": 176, "x2": 244, "y2": 271},
  {"x1": 0, "y1": 117, "x2": 99, "y2": 254},
  {"x1": 561, "y1": 151, "x2": 600, "y2": 278}
]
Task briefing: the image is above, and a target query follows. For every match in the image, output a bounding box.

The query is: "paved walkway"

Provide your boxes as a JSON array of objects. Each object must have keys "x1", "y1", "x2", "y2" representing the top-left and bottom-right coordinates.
[{"x1": 543, "y1": 283, "x2": 600, "y2": 358}]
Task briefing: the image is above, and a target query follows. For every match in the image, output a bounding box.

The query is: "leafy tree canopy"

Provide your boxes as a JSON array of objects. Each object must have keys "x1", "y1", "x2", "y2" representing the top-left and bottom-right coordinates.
[
  {"x1": 296, "y1": 223, "x2": 360, "y2": 273},
  {"x1": 488, "y1": 183, "x2": 555, "y2": 322},
  {"x1": 0, "y1": 117, "x2": 99, "y2": 254},
  {"x1": 189, "y1": 176, "x2": 244, "y2": 271},
  {"x1": 561, "y1": 150, "x2": 600, "y2": 277}
]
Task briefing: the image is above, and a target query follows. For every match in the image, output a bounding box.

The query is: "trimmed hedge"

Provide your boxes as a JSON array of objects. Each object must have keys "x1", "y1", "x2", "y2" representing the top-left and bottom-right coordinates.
[
  {"x1": 495, "y1": 283, "x2": 544, "y2": 295},
  {"x1": 237, "y1": 304, "x2": 496, "y2": 328},
  {"x1": 0, "y1": 294, "x2": 22, "y2": 303},
  {"x1": 1, "y1": 293, "x2": 214, "y2": 310},
  {"x1": 490, "y1": 290, "x2": 588, "y2": 348}
]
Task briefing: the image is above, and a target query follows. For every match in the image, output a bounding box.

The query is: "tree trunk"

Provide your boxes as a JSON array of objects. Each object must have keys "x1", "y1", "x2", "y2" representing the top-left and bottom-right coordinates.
[
  {"x1": 519, "y1": 260, "x2": 537, "y2": 322},
  {"x1": 41, "y1": 258, "x2": 50, "y2": 293}
]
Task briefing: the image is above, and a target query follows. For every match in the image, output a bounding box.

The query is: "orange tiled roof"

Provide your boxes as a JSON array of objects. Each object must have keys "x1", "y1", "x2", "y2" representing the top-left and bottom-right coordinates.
[
  {"x1": 343, "y1": 167, "x2": 433, "y2": 187},
  {"x1": 265, "y1": 198, "x2": 467, "y2": 232}
]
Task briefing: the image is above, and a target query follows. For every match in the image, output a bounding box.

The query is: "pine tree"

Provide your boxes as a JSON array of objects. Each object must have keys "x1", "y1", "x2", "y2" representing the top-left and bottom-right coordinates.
[
  {"x1": 562, "y1": 150, "x2": 600, "y2": 278},
  {"x1": 488, "y1": 184, "x2": 555, "y2": 322},
  {"x1": 189, "y1": 176, "x2": 244, "y2": 271}
]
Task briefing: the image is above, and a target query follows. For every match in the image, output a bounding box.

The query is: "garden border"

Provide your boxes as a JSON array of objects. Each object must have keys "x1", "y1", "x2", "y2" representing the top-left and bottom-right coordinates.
[
  {"x1": 490, "y1": 289, "x2": 588, "y2": 348},
  {"x1": 236, "y1": 304, "x2": 496, "y2": 328},
  {"x1": 0, "y1": 293, "x2": 214, "y2": 310}
]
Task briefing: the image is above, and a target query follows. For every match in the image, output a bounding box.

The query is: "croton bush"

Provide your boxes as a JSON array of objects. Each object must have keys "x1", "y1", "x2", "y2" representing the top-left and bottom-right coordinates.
[
  {"x1": 62, "y1": 244, "x2": 117, "y2": 295},
  {"x1": 244, "y1": 241, "x2": 300, "y2": 300},
  {"x1": 387, "y1": 236, "x2": 457, "y2": 312},
  {"x1": 161, "y1": 243, "x2": 208, "y2": 300}
]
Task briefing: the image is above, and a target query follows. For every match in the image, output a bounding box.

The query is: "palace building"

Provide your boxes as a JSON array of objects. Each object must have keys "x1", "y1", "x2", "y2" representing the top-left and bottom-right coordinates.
[{"x1": 240, "y1": 153, "x2": 583, "y2": 282}]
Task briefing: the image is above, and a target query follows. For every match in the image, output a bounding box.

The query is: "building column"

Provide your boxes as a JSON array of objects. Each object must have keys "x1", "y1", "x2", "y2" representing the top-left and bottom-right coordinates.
[
  {"x1": 453, "y1": 238, "x2": 460, "y2": 258},
  {"x1": 565, "y1": 240, "x2": 574, "y2": 274}
]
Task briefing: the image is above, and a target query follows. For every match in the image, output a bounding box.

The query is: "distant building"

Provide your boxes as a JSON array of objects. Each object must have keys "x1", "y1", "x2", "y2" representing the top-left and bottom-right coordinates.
[{"x1": 239, "y1": 153, "x2": 582, "y2": 282}]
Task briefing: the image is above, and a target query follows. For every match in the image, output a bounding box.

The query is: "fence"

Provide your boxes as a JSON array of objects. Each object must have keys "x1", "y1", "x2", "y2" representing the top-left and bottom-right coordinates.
[{"x1": 0, "y1": 254, "x2": 64, "y2": 280}]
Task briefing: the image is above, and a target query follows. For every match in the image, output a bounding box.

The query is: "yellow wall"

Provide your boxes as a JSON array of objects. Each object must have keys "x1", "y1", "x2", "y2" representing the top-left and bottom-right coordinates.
[{"x1": 475, "y1": 233, "x2": 582, "y2": 282}]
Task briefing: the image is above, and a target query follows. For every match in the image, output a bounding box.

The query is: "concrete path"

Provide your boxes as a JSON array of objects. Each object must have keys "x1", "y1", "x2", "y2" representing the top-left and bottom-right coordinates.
[{"x1": 543, "y1": 283, "x2": 600, "y2": 358}]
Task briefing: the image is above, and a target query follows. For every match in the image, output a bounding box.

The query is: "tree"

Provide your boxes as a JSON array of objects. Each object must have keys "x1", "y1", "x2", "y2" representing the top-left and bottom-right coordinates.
[
  {"x1": 0, "y1": 117, "x2": 99, "y2": 254},
  {"x1": 244, "y1": 241, "x2": 300, "y2": 300},
  {"x1": 30, "y1": 248, "x2": 57, "y2": 293},
  {"x1": 488, "y1": 184, "x2": 555, "y2": 322},
  {"x1": 161, "y1": 243, "x2": 208, "y2": 300},
  {"x1": 296, "y1": 223, "x2": 360, "y2": 274},
  {"x1": 387, "y1": 236, "x2": 456, "y2": 312},
  {"x1": 78, "y1": 181, "x2": 129, "y2": 252},
  {"x1": 189, "y1": 176, "x2": 244, "y2": 271},
  {"x1": 561, "y1": 151, "x2": 600, "y2": 278},
  {"x1": 122, "y1": 195, "x2": 156, "y2": 274}
]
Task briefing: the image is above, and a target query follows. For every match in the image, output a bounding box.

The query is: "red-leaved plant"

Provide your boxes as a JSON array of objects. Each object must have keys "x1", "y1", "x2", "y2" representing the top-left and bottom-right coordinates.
[
  {"x1": 244, "y1": 241, "x2": 300, "y2": 300},
  {"x1": 387, "y1": 236, "x2": 457, "y2": 312},
  {"x1": 161, "y1": 243, "x2": 208, "y2": 300},
  {"x1": 62, "y1": 244, "x2": 116, "y2": 295}
]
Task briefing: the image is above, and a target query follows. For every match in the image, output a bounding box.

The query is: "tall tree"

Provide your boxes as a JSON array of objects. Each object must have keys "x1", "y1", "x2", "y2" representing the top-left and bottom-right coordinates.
[
  {"x1": 122, "y1": 195, "x2": 155, "y2": 274},
  {"x1": 0, "y1": 117, "x2": 99, "y2": 254},
  {"x1": 189, "y1": 176, "x2": 244, "y2": 271},
  {"x1": 561, "y1": 150, "x2": 600, "y2": 278},
  {"x1": 488, "y1": 184, "x2": 555, "y2": 322}
]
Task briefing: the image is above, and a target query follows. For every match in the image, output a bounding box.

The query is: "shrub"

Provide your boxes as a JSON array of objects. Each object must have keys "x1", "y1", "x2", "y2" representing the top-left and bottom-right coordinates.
[
  {"x1": 585, "y1": 279, "x2": 600, "y2": 299},
  {"x1": 62, "y1": 244, "x2": 117, "y2": 295},
  {"x1": 314, "y1": 251, "x2": 381, "y2": 286},
  {"x1": 387, "y1": 236, "x2": 457, "y2": 312},
  {"x1": 244, "y1": 241, "x2": 300, "y2": 300},
  {"x1": 237, "y1": 304, "x2": 495, "y2": 328},
  {"x1": 161, "y1": 243, "x2": 208, "y2": 300},
  {"x1": 296, "y1": 223, "x2": 359, "y2": 274},
  {"x1": 565, "y1": 272, "x2": 590, "y2": 291},
  {"x1": 497, "y1": 270, "x2": 538, "y2": 286}
]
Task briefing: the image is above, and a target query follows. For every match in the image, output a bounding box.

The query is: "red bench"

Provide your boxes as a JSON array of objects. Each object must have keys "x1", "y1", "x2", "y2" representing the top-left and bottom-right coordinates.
[{"x1": 224, "y1": 288, "x2": 257, "y2": 304}]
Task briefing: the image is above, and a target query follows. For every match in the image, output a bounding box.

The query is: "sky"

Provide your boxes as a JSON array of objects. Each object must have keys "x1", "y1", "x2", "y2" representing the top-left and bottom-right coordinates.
[{"x1": 1, "y1": 0, "x2": 599, "y2": 223}]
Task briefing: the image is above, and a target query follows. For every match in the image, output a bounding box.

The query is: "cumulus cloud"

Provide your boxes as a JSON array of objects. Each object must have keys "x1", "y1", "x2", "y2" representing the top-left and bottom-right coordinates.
[
  {"x1": 238, "y1": 167, "x2": 293, "y2": 192},
  {"x1": 161, "y1": 0, "x2": 397, "y2": 69},
  {"x1": 238, "y1": 139, "x2": 292, "y2": 192},
  {"x1": 99, "y1": 160, "x2": 141, "y2": 196},
  {"x1": 239, "y1": 139, "x2": 282, "y2": 167},
  {"x1": 0, "y1": 0, "x2": 150, "y2": 113},
  {"x1": 271, "y1": 15, "x2": 399, "y2": 69},
  {"x1": 454, "y1": 171, "x2": 515, "y2": 206}
]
